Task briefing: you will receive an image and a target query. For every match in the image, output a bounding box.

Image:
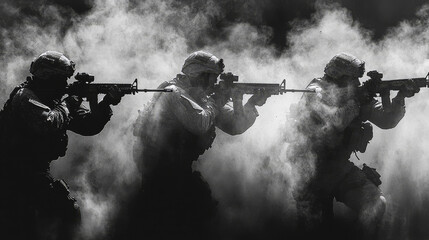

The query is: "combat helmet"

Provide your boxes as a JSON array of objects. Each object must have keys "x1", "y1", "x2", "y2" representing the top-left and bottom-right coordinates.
[
  {"x1": 181, "y1": 51, "x2": 224, "y2": 77},
  {"x1": 30, "y1": 51, "x2": 75, "y2": 79},
  {"x1": 324, "y1": 53, "x2": 365, "y2": 79}
]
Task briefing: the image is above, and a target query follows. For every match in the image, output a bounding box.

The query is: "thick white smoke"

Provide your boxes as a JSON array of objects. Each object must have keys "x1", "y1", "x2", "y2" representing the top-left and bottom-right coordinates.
[
  {"x1": 2, "y1": 0, "x2": 429, "y2": 239},
  {"x1": 200, "y1": 2, "x2": 429, "y2": 238}
]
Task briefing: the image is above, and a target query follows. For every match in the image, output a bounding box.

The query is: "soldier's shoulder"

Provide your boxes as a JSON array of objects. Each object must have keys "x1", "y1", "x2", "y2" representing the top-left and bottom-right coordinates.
[
  {"x1": 306, "y1": 77, "x2": 323, "y2": 89},
  {"x1": 12, "y1": 87, "x2": 37, "y2": 102},
  {"x1": 12, "y1": 88, "x2": 48, "y2": 110},
  {"x1": 159, "y1": 74, "x2": 191, "y2": 100},
  {"x1": 164, "y1": 84, "x2": 180, "y2": 92},
  {"x1": 155, "y1": 85, "x2": 184, "y2": 107},
  {"x1": 164, "y1": 84, "x2": 187, "y2": 96},
  {"x1": 308, "y1": 77, "x2": 323, "y2": 85}
]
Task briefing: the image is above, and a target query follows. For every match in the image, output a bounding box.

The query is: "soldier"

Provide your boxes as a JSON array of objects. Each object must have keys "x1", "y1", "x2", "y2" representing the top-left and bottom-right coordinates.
[
  {"x1": 287, "y1": 53, "x2": 419, "y2": 239},
  {"x1": 127, "y1": 50, "x2": 270, "y2": 239},
  {"x1": 0, "y1": 51, "x2": 123, "y2": 240}
]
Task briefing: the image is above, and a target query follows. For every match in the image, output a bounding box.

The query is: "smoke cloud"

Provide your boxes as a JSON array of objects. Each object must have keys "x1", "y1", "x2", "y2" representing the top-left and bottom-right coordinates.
[{"x1": 2, "y1": 0, "x2": 429, "y2": 239}]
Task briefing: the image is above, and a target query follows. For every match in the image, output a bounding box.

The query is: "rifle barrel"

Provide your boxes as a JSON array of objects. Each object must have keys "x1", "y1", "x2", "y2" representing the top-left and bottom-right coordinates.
[
  {"x1": 282, "y1": 89, "x2": 316, "y2": 93},
  {"x1": 364, "y1": 77, "x2": 429, "y2": 94},
  {"x1": 135, "y1": 89, "x2": 173, "y2": 92}
]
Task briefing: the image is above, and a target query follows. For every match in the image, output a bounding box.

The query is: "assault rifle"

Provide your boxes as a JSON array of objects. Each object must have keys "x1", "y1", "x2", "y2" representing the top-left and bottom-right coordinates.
[
  {"x1": 362, "y1": 70, "x2": 429, "y2": 94},
  {"x1": 66, "y1": 72, "x2": 172, "y2": 97},
  {"x1": 214, "y1": 72, "x2": 315, "y2": 95},
  {"x1": 360, "y1": 70, "x2": 429, "y2": 106}
]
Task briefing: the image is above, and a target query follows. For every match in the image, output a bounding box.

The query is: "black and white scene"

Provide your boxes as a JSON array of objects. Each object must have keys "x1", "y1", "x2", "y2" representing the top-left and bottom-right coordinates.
[{"x1": 1, "y1": 0, "x2": 429, "y2": 239}]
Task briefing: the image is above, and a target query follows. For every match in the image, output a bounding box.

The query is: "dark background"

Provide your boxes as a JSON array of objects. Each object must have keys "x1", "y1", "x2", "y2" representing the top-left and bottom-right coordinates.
[{"x1": 1, "y1": 0, "x2": 428, "y2": 53}]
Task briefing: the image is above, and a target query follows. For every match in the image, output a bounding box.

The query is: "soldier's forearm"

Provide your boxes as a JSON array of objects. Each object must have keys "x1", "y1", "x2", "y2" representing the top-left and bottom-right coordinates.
[
  {"x1": 87, "y1": 94, "x2": 99, "y2": 112},
  {"x1": 216, "y1": 102, "x2": 258, "y2": 135},
  {"x1": 232, "y1": 98, "x2": 244, "y2": 116},
  {"x1": 392, "y1": 94, "x2": 405, "y2": 107},
  {"x1": 43, "y1": 104, "x2": 70, "y2": 132},
  {"x1": 367, "y1": 100, "x2": 405, "y2": 129}
]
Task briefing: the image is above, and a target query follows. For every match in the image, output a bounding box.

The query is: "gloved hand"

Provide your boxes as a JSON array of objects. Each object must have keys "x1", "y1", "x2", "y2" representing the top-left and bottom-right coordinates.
[
  {"x1": 63, "y1": 95, "x2": 83, "y2": 113},
  {"x1": 397, "y1": 79, "x2": 420, "y2": 98},
  {"x1": 247, "y1": 89, "x2": 271, "y2": 106},
  {"x1": 103, "y1": 85, "x2": 124, "y2": 106}
]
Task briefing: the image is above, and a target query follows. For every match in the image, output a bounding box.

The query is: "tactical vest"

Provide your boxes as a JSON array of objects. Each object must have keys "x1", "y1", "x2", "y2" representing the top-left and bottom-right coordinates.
[
  {"x1": 133, "y1": 79, "x2": 216, "y2": 172},
  {"x1": 302, "y1": 78, "x2": 374, "y2": 159}
]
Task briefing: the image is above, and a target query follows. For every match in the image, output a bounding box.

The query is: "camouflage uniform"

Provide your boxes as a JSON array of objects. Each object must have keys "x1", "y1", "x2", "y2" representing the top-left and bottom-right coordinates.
[
  {"x1": 288, "y1": 53, "x2": 417, "y2": 238},
  {"x1": 127, "y1": 51, "x2": 261, "y2": 240},
  {"x1": 0, "y1": 51, "x2": 118, "y2": 240}
]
